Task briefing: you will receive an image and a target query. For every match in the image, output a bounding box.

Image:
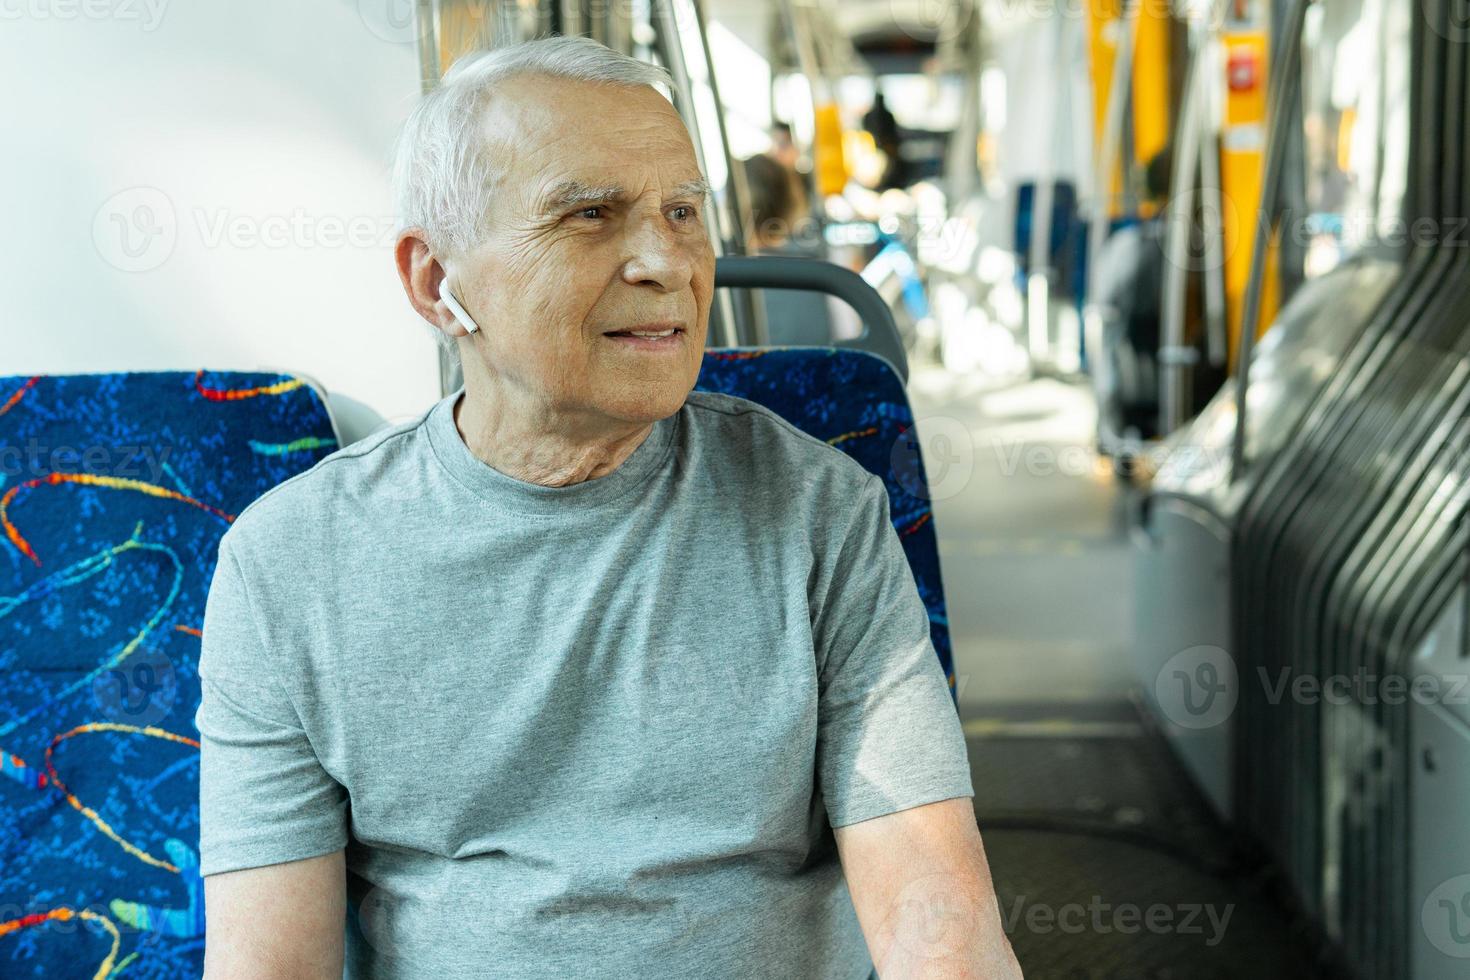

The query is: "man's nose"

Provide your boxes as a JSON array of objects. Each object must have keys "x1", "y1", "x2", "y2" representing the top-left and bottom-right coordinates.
[{"x1": 620, "y1": 216, "x2": 695, "y2": 292}]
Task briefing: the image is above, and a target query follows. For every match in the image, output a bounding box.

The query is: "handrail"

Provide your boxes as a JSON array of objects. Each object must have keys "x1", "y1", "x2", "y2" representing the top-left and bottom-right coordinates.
[
  {"x1": 1230, "y1": 0, "x2": 1312, "y2": 481},
  {"x1": 715, "y1": 256, "x2": 910, "y2": 383}
]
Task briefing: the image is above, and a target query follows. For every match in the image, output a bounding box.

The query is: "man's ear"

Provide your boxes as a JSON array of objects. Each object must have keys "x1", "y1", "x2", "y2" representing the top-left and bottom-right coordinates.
[{"x1": 394, "y1": 230, "x2": 473, "y2": 339}]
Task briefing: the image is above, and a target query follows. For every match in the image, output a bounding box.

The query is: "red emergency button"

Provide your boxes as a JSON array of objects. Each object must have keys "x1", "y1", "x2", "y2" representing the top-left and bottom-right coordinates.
[{"x1": 1228, "y1": 50, "x2": 1260, "y2": 92}]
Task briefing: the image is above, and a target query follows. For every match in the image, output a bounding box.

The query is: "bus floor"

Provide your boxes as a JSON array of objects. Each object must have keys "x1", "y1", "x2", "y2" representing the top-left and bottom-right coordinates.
[{"x1": 909, "y1": 365, "x2": 1340, "y2": 979}]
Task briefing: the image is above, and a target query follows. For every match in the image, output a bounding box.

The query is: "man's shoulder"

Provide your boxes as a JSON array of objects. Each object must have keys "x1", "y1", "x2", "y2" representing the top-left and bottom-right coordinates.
[
  {"x1": 682, "y1": 389, "x2": 875, "y2": 490},
  {"x1": 223, "y1": 408, "x2": 433, "y2": 551}
]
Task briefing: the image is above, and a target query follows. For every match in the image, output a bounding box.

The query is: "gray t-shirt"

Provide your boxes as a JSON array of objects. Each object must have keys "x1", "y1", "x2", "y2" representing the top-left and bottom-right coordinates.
[{"x1": 196, "y1": 388, "x2": 974, "y2": 979}]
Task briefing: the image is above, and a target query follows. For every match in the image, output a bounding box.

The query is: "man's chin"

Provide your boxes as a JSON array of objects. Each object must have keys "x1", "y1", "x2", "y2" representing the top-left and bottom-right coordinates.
[{"x1": 595, "y1": 379, "x2": 698, "y2": 425}]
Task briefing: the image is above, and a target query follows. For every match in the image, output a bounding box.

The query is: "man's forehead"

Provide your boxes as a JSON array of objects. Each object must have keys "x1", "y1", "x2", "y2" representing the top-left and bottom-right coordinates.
[
  {"x1": 479, "y1": 75, "x2": 700, "y2": 193},
  {"x1": 485, "y1": 72, "x2": 685, "y2": 139}
]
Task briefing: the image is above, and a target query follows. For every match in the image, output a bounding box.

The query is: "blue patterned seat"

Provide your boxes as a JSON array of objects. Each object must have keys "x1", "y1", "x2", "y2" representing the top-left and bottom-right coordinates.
[
  {"x1": 0, "y1": 372, "x2": 338, "y2": 979},
  {"x1": 696, "y1": 348, "x2": 954, "y2": 696}
]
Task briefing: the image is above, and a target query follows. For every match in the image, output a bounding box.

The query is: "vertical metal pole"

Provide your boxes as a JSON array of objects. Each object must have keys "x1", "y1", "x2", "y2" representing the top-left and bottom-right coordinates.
[
  {"x1": 1160, "y1": 42, "x2": 1203, "y2": 435},
  {"x1": 942, "y1": 1, "x2": 983, "y2": 206},
  {"x1": 685, "y1": 0, "x2": 765, "y2": 343},
  {"x1": 415, "y1": 0, "x2": 440, "y2": 94},
  {"x1": 653, "y1": 0, "x2": 740, "y2": 346},
  {"x1": 688, "y1": 0, "x2": 749, "y2": 253},
  {"x1": 779, "y1": 0, "x2": 828, "y2": 222},
  {"x1": 1086, "y1": 0, "x2": 1141, "y2": 311},
  {"x1": 1231, "y1": 0, "x2": 1310, "y2": 481},
  {"x1": 1199, "y1": 33, "x2": 1229, "y2": 369}
]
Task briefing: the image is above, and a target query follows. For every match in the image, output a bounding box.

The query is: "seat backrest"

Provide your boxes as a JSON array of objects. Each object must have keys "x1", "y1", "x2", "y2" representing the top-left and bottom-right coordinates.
[
  {"x1": 0, "y1": 372, "x2": 337, "y2": 978},
  {"x1": 695, "y1": 347, "x2": 955, "y2": 699}
]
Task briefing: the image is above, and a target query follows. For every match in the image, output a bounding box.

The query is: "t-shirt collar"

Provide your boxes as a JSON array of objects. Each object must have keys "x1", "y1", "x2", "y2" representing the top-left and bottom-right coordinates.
[{"x1": 425, "y1": 388, "x2": 679, "y2": 516}]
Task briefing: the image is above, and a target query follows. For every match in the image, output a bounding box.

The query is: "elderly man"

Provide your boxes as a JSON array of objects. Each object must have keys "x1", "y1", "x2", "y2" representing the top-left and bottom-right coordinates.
[{"x1": 197, "y1": 35, "x2": 1020, "y2": 980}]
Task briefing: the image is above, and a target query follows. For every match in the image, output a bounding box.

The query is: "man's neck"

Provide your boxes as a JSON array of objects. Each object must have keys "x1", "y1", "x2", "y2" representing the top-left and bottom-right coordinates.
[{"x1": 453, "y1": 386, "x2": 654, "y2": 488}]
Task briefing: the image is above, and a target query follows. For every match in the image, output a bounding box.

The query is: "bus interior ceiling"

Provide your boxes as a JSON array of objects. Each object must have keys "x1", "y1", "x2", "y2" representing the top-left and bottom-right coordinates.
[{"x1": 2, "y1": 0, "x2": 1465, "y2": 976}]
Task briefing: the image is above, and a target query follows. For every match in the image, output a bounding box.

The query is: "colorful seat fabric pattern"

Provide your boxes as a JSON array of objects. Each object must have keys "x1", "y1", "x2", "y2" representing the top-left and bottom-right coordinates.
[
  {"x1": 696, "y1": 347, "x2": 954, "y2": 695},
  {"x1": 0, "y1": 372, "x2": 338, "y2": 979}
]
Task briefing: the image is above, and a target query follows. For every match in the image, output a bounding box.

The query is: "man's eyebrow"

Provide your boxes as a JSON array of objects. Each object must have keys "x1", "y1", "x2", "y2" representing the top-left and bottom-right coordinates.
[
  {"x1": 540, "y1": 180, "x2": 628, "y2": 213},
  {"x1": 671, "y1": 178, "x2": 711, "y2": 201},
  {"x1": 539, "y1": 177, "x2": 711, "y2": 214}
]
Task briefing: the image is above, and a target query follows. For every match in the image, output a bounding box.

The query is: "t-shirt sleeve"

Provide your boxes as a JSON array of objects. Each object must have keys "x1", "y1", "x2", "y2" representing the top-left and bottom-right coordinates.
[
  {"x1": 195, "y1": 535, "x2": 350, "y2": 877},
  {"x1": 812, "y1": 473, "x2": 975, "y2": 829}
]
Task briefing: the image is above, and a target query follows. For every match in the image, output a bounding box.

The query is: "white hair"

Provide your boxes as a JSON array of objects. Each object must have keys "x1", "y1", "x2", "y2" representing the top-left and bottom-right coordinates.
[
  {"x1": 392, "y1": 36, "x2": 673, "y2": 359},
  {"x1": 393, "y1": 34, "x2": 674, "y2": 262}
]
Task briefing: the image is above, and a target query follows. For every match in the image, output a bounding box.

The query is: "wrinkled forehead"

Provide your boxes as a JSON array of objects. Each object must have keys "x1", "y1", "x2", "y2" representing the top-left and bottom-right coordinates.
[{"x1": 478, "y1": 74, "x2": 702, "y2": 202}]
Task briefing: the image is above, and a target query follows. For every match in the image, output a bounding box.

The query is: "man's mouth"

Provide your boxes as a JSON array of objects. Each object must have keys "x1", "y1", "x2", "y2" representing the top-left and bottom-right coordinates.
[{"x1": 602, "y1": 323, "x2": 685, "y2": 347}]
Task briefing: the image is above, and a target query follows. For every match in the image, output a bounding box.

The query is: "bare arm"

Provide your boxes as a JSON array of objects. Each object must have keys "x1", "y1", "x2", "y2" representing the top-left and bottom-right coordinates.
[
  {"x1": 202, "y1": 850, "x2": 346, "y2": 980},
  {"x1": 834, "y1": 797, "x2": 1022, "y2": 980}
]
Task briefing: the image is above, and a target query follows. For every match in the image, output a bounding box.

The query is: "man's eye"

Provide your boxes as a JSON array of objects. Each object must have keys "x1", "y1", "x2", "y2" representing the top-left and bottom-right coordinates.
[
  {"x1": 671, "y1": 206, "x2": 697, "y2": 221},
  {"x1": 574, "y1": 206, "x2": 603, "y2": 220}
]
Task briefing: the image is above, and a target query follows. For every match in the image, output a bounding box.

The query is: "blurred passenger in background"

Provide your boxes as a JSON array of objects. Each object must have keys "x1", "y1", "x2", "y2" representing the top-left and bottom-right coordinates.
[
  {"x1": 1092, "y1": 145, "x2": 1173, "y2": 445},
  {"x1": 770, "y1": 120, "x2": 816, "y2": 204},
  {"x1": 770, "y1": 121, "x2": 799, "y2": 171},
  {"x1": 740, "y1": 153, "x2": 835, "y2": 345},
  {"x1": 862, "y1": 92, "x2": 907, "y2": 191}
]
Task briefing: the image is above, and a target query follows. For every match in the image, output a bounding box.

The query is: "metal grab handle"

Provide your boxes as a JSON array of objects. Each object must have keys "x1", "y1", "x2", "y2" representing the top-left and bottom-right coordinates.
[
  {"x1": 714, "y1": 255, "x2": 910, "y2": 382},
  {"x1": 1230, "y1": 0, "x2": 1312, "y2": 480}
]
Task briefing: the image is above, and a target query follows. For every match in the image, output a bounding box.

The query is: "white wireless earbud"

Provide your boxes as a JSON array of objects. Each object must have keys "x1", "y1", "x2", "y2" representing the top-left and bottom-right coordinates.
[{"x1": 439, "y1": 278, "x2": 481, "y2": 335}]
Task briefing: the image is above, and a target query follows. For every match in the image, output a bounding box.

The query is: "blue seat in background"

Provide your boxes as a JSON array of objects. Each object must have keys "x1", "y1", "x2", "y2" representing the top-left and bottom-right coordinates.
[
  {"x1": 0, "y1": 372, "x2": 338, "y2": 979},
  {"x1": 696, "y1": 347, "x2": 955, "y2": 696}
]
